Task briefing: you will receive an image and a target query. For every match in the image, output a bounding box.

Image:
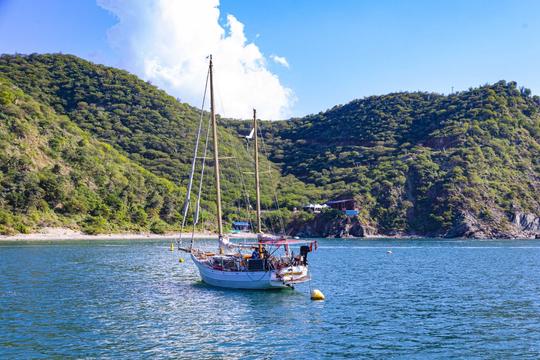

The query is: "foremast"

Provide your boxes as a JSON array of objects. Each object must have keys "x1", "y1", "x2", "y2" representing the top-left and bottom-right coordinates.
[
  {"x1": 209, "y1": 56, "x2": 224, "y2": 252},
  {"x1": 253, "y1": 109, "x2": 262, "y2": 234}
]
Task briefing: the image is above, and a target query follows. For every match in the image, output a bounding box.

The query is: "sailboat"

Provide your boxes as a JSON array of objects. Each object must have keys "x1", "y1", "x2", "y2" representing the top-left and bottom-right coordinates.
[{"x1": 179, "y1": 56, "x2": 317, "y2": 289}]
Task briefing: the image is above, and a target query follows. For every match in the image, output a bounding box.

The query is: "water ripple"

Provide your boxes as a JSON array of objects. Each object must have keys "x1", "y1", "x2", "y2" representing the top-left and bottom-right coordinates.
[{"x1": 1, "y1": 238, "x2": 540, "y2": 358}]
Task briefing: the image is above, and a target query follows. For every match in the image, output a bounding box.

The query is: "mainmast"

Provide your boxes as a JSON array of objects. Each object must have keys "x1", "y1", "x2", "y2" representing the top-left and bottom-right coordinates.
[
  {"x1": 209, "y1": 56, "x2": 224, "y2": 242},
  {"x1": 253, "y1": 109, "x2": 262, "y2": 234}
]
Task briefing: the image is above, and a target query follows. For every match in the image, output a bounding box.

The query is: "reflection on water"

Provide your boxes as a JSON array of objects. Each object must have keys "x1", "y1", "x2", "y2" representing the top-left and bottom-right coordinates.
[{"x1": 1, "y1": 238, "x2": 540, "y2": 358}]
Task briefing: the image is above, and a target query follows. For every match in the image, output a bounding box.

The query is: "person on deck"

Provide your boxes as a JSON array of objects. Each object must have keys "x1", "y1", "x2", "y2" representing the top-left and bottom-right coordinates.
[
  {"x1": 262, "y1": 246, "x2": 270, "y2": 260},
  {"x1": 251, "y1": 248, "x2": 260, "y2": 259}
]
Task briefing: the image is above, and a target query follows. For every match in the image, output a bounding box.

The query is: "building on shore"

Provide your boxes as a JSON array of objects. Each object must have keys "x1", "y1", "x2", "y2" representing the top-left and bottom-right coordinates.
[
  {"x1": 325, "y1": 198, "x2": 359, "y2": 216},
  {"x1": 302, "y1": 203, "x2": 328, "y2": 213}
]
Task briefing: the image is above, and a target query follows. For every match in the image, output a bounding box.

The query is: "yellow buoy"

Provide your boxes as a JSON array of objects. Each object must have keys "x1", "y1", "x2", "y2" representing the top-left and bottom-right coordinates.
[
  {"x1": 178, "y1": 258, "x2": 185, "y2": 263},
  {"x1": 169, "y1": 243, "x2": 174, "y2": 251},
  {"x1": 310, "y1": 289, "x2": 325, "y2": 301}
]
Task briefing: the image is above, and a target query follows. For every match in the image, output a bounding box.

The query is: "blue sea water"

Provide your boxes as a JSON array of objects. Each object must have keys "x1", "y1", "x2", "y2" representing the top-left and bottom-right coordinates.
[{"x1": 1, "y1": 238, "x2": 540, "y2": 359}]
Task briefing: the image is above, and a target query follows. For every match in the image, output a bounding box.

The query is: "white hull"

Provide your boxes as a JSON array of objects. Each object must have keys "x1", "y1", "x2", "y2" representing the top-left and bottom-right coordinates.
[{"x1": 191, "y1": 254, "x2": 308, "y2": 289}]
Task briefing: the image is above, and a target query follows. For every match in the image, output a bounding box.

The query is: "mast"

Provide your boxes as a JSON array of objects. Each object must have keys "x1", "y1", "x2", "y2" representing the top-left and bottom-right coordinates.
[
  {"x1": 209, "y1": 55, "x2": 224, "y2": 241},
  {"x1": 253, "y1": 109, "x2": 262, "y2": 234}
]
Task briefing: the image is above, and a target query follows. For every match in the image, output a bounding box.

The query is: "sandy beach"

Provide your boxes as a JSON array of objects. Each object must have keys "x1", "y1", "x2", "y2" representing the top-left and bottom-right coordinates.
[{"x1": 0, "y1": 227, "x2": 260, "y2": 242}]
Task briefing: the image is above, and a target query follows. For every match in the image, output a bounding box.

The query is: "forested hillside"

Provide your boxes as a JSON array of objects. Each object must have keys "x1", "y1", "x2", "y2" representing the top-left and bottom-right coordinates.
[
  {"x1": 0, "y1": 54, "x2": 313, "y2": 234},
  {"x1": 0, "y1": 76, "x2": 184, "y2": 234},
  {"x1": 255, "y1": 82, "x2": 540, "y2": 237},
  {"x1": 1, "y1": 53, "x2": 539, "y2": 237}
]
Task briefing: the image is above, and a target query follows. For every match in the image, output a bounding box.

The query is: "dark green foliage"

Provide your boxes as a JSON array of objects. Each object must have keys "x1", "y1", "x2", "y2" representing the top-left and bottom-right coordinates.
[
  {"x1": 0, "y1": 76, "x2": 184, "y2": 234},
  {"x1": 0, "y1": 54, "x2": 312, "y2": 234},
  {"x1": 1, "y1": 53, "x2": 539, "y2": 237},
  {"x1": 0, "y1": 53, "x2": 208, "y2": 182},
  {"x1": 250, "y1": 81, "x2": 540, "y2": 235}
]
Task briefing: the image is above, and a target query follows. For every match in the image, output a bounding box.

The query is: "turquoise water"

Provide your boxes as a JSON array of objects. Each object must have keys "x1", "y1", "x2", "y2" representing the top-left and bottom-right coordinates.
[{"x1": 1, "y1": 238, "x2": 540, "y2": 359}]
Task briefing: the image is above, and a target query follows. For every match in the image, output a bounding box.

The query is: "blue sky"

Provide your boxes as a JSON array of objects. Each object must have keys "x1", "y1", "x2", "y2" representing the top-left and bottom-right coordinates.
[{"x1": 1, "y1": 0, "x2": 539, "y2": 118}]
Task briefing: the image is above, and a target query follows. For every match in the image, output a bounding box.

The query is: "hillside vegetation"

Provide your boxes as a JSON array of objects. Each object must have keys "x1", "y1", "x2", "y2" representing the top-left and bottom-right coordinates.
[
  {"x1": 1, "y1": 53, "x2": 539, "y2": 238},
  {"x1": 0, "y1": 77, "x2": 184, "y2": 234},
  {"x1": 0, "y1": 54, "x2": 313, "y2": 234},
  {"x1": 257, "y1": 82, "x2": 540, "y2": 237}
]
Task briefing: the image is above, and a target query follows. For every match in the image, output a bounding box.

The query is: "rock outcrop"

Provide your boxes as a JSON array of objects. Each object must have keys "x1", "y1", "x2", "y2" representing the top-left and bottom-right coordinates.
[
  {"x1": 444, "y1": 210, "x2": 540, "y2": 239},
  {"x1": 511, "y1": 212, "x2": 540, "y2": 235},
  {"x1": 287, "y1": 211, "x2": 378, "y2": 238},
  {"x1": 288, "y1": 210, "x2": 540, "y2": 239}
]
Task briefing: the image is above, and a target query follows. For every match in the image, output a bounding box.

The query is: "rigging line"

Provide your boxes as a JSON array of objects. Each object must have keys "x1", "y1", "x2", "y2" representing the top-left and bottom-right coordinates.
[
  {"x1": 245, "y1": 126, "x2": 279, "y2": 236},
  {"x1": 190, "y1": 112, "x2": 212, "y2": 250},
  {"x1": 178, "y1": 67, "x2": 210, "y2": 246},
  {"x1": 233, "y1": 137, "x2": 256, "y2": 233},
  {"x1": 226, "y1": 140, "x2": 245, "y2": 228},
  {"x1": 254, "y1": 125, "x2": 277, "y2": 234},
  {"x1": 261, "y1": 139, "x2": 285, "y2": 234},
  {"x1": 230, "y1": 135, "x2": 255, "y2": 231},
  {"x1": 258, "y1": 123, "x2": 286, "y2": 235},
  {"x1": 243, "y1": 142, "x2": 257, "y2": 233},
  {"x1": 242, "y1": 140, "x2": 257, "y2": 230},
  {"x1": 247, "y1": 134, "x2": 278, "y2": 236},
  {"x1": 212, "y1": 74, "x2": 244, "y2": 221},
  {"x1": 213, "y1": 68, "x2": 255, "y2": 232}
]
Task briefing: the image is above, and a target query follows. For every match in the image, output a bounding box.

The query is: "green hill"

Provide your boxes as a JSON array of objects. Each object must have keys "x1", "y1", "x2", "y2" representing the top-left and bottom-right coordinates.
[
  {"x1": 0, "y1": 54, "x2": 313, "y2": 235},
  {"x1": 256, "y1": 82, "x2": 540, "y2": 237},
  {"x1": 1, "y1": 53, "x2": 539, "y2": 238},
  {"x1": 0, "y1": 76, "x2": 184, "y2": 234}
]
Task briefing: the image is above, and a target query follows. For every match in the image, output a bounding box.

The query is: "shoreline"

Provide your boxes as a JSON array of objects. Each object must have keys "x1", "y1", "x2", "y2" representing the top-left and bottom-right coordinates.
[
  {"x1": 1, "y1": 227, "x2": 537, "y2": 242},
  {"x1": 0, "y1": 227, "x2": 259, "y2": 242},
  {"x1": 0, "y1": 228, "x2": 414, "y2": 242}
]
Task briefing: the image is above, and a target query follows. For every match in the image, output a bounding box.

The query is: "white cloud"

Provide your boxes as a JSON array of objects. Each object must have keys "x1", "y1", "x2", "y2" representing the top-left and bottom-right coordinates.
[
  {"x1": 97, "y1": 0, "x2": 294, "y2": 119},
  {"x1": 270, "y1": 54, "x2": 289, "y2": 68}
]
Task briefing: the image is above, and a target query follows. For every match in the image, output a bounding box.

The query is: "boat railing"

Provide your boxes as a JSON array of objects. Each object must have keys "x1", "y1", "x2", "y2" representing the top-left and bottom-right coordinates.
[{"x1": 204, "y1": 254, "x2": 297, "y2": 273}]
